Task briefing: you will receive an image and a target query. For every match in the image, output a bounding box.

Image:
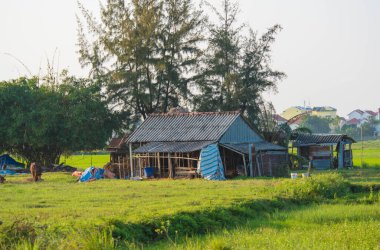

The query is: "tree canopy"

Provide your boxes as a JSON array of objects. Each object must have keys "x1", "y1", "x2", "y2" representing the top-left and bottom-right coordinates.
[
  {"x1": 299, "y1": 116, "x2": 331, "y2": 134},
  {"x1": 78, "y1": 0, "x2": 285, "y2": 131},
  {"x1": 0, "y1": 76, "x2": 116, "y2": 166},
  {"x1": 193, "y1": 0, "x2": 285, "y2": 128},
  {"x1": 78, "y1": 0, "x2": 204, "y2": 128}
]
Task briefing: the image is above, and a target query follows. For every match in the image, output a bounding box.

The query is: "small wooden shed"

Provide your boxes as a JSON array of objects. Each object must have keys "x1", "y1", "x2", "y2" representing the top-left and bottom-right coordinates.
[
  {"x1": 124, "y1": 111, "x2": 289, "y2": 179},
  {"x1": 292, "y1": 134, "x2": 355, "y2": 169}
]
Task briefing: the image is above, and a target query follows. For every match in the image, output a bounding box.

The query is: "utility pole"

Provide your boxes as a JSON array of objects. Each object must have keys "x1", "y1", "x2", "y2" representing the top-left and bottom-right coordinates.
[{"x1": 361, "y1": 125, "x2": 363, "y2": 167}]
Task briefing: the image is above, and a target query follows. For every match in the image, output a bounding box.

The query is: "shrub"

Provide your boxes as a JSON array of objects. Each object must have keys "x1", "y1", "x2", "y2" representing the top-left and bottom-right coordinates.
[{"x1": 277, "y1": 173, "x2": 350, "y2": 201}]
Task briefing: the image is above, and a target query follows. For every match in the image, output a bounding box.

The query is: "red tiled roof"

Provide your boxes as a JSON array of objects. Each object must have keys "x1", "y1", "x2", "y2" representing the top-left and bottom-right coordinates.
[
  {"x1": 365, "y1": 110, "x2": 377, "y2": 116},
  {"x1": 347, "y1": 118, "x2": 360, "y2": 125},
  {"x1": 273, "y1": 114, "x2": 287, "y2": 122},
  {"x1": 348, "y1": 109, "x2": 364, "y2": 116}
]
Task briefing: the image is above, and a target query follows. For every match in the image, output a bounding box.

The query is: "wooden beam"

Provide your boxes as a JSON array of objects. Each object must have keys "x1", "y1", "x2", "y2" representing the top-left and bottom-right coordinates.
[{"x1": 129, "y1": 143, "x2": 133, "y2": 178}]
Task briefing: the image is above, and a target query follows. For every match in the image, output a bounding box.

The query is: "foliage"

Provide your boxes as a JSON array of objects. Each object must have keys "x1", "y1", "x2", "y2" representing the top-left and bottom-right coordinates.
[
  {"x1": 193, "y1": 0, "x2": 285, "y2": 129},
  {"x1": 299, "y1": 115, "x2": 331, "y2": 134},
  {"x1": 0, "y1": 76, "x2": 116, "y2": 166},
  {"x1": 78, "y1": 0, "x2": 204, "y2": 128},
  {"x1": 277, "y1": 173, "x2": 350, "y2": 201},
  {"x1": 340, "y1": 118, "x2": 378, "y2": 140}
]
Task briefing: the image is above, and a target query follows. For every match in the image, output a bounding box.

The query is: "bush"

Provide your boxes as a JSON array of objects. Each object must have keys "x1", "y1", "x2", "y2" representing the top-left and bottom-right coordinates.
[{"x1": 277, "y1": 173, "x2": 350, "y2": 201}]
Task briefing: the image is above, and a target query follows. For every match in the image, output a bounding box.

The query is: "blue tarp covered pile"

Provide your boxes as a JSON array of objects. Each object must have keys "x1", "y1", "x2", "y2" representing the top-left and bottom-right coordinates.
[
  {"x1": 197, "y1": 144, "x2": 225, "y2": 180},
  {"x1": 79, "y1": 166, "x2": 105, "y2": 182},
  {"x1": 0, "y1": 154, "x2": 24, "y2": 170},
  {"x1": 0, "y1": 169, "x2": 17, "y2": 175}
]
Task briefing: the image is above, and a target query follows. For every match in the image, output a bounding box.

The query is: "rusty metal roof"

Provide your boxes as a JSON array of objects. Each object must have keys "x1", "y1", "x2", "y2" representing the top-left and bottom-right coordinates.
[
  {"x1": 133, "y1": 141, "x2": 215, "y2": 153},
  {"x1": 293, "y1": 134, "x2": 355, "y2": 147},
  {"x1": 127, "y1": 111, "x2": 241, "y2": 143},
  {"x1": 107, "y1": 134, "x2": 130, "y2": 151}
]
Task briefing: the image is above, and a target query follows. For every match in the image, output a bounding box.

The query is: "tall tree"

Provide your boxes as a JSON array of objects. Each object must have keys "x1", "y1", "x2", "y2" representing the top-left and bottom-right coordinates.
[
  {"x1": 194, "y1": 0, "x2": 285, "y2": 130},
  {"x1": 77, "y1": 0, "x2": 204, "y2": 128},
  {"x1": 194, "y1": 0, "x2": 241, "y2": 111},
  {"x1": 0, "y1": 76, "x2": 116, "y2": 166},
  {"x1": 300, "y1": 115, "x2": 331, "y2": 134}
]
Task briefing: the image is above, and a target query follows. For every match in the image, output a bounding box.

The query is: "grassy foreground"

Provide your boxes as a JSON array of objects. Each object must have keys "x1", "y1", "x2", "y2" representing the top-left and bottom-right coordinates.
[
  {"x1": 1, "y1": 169, "x2": 380, "y2": 249},
  {"x1": 154, "y1": 203, "x2": 380, "y2": 250}
]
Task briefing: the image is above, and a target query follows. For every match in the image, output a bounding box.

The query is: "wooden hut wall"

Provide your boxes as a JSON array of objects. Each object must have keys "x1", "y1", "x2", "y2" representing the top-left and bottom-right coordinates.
[
  {"x1": 109, "y1": 154, "x2": 132, "y2": 179},
  {"x1": 299, "y1": 145, "x2": 332, "y2": 169},
  {"x1": 133, "y1": 152, "x2": 200, "y2": 179}
]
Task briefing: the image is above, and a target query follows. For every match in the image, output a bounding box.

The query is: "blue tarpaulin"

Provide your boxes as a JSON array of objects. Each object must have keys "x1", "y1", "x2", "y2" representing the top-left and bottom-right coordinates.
[
  {"x1": 79, "y1": 167, "x2": 105, "y2": 182},
  {"x1": 0, "y1": 169, "x2": 16, "y2": 175},
  {"x1": 0, "y1": 154, "x2": 24, "y2": 169},
  {"x1": 197, "y1": 144, "x2": 225, "y2": 180}
]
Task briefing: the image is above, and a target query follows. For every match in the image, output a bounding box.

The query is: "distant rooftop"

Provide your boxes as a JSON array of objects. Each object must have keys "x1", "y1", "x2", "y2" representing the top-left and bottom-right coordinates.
[{"x1": 312, "y1": 106, "x2": 337, "y2": 112}]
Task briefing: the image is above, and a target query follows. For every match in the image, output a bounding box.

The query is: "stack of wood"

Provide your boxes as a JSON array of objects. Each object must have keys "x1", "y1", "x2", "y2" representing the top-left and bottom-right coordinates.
[
  {"x1": 175, "y1": 167, "x2": 198, "y2": 179},
  {"x1": 108, "y1": 163, "x2": 130, "y2": 179}
]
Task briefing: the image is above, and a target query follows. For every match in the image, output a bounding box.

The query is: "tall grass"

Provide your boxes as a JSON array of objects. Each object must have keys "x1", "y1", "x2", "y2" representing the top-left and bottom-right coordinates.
[
  {"x1": 156, "y1": 203, "x2": 380, "y2": 250},
  {"x1": 0, "y1": 172, "x2": 359, "y2": 249}
]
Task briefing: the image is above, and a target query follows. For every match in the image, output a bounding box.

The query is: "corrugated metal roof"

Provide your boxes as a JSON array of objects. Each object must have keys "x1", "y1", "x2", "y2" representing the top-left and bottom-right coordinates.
[
  {"x1": 133, "y1": 141, "x2": 215, "y2": 153},
  {"x1": 106, "y1": 134, "x2": 130, "y2": 151},
  {"x1": 108, "y1": 138, "x2": 123, "y2": 149},
  {"x1": 221, "y1": 142, "x2": 286, "y2": 154},
  {"x1": 127, "y1": 112, "x2": 240, "y2": 143},
  {"x1": 293, "y1": 134, "x2": 355, "y2": 147}
]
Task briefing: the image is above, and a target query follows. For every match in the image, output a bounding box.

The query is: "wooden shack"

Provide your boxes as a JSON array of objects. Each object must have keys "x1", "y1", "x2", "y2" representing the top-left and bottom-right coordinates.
[
  {"x1": 291, "y1": 134, "x2": 355, "y2": 169},
  {"x1": 125, "y1": 111, "x2": 289, "y2": 179},
  {"x1": 106, "y1": 135, "x2": 131, "y2": 178}
]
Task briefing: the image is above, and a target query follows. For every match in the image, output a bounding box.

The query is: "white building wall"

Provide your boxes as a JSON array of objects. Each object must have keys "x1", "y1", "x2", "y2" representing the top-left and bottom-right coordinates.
[{"x1": 348, "y1": 112, "x2": 363, "y2": 121}]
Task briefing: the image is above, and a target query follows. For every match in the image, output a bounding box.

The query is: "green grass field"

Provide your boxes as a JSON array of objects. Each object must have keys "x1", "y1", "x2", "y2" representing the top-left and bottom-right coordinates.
[
  {"x1": 352, "y1": 140, "x2": 380, "y2": 167},
  {"x1": 1, "y1": 170, "x2": 379, "y2": 249},
  {"x1": 61, "y1": 153, "x2": 110, "y2": 170},
  {"x1": 1, "y1": 141, "x2": 379, "y2": 249},
  {"x1": 154, "y1": 203, "x2": 380, "y2": 250}
]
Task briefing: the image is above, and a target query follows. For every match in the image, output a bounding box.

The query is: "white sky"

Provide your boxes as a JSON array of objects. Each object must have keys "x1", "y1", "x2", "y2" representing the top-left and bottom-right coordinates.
[{"x1": 1, "y1": 0, "x2": 379, "y2": 117}]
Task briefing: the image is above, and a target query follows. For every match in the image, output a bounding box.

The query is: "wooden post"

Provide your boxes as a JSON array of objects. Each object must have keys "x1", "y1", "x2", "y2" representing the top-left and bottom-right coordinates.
[
  {"x1": 119, "y1": 157, "x2": 122, "y2": 179},
  {"x1": 118, "y1": 156, "x2": 121, "y2": 178},
  {"x1": 129, "y1": 143, "x2": 133, "y2": 178},
  {"x1": 242, "y1": 154, "x2": 247, "y2": 176},
  {"x1": 168, "y1": 153, "x2": 173, "y2": 178},
  {"x1": 260, "y1": 153, "x2": 265, "y2": 176},
  {"x1": 256, "y1": 153, "x2": 262, "y2": 177},
  {"x1": 338, "y1": 142, "x2": 344, "y2": 169},
  {"x1": 268, "y1": 153, "x2": 273, "y2": 177},
  {"x1": 248, "y1": 144, "x2": 254, "y2": 177},
  {"x1": 157, "y1": 153, "x2": 161, "y2": 177},
  {"x1": 223, "y1": 147, "x2": 227, "y2": 174}
]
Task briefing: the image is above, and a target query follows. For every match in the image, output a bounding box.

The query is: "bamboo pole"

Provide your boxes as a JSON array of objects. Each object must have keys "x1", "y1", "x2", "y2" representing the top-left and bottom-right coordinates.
[
  {"x1": 129, "y1": 143, "x2": 133, "y2": 178},
  {"x1": 157, "y1": 153, "x2": 161, "y2": 177},
  {"x1": 168, "y1": 153, "x2": 172, "y2": 178},
  {"x1": 187, "y1": 153, "x2": 190, "y2": 168}
]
